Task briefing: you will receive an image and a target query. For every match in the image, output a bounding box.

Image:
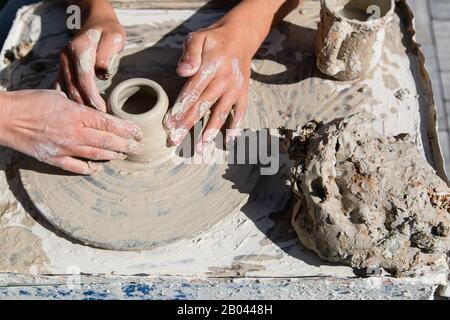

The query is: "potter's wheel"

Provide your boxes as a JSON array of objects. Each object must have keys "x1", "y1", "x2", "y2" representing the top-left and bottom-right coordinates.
[
  {"x1": 20, "y1": 156, "x2": 259, "y2": 251},
  {"x1": 19, "y1": 79, "x2": 260, "y2": 251}
]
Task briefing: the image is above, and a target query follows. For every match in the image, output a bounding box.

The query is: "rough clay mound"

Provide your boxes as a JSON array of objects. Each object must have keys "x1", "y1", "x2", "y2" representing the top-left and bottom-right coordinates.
[{"x1": 282, "y1": 113, "x2": 450, "y2": 276}]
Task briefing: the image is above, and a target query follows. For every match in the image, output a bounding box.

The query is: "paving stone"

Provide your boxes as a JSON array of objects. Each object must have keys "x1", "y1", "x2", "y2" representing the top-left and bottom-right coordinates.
[
  {"x1": 438, "y1": 130, "x2": 450, "y2": 177},
  {"x1": 408, "y1": 0, "x2": 433, "y2": 44},
  {"x1": 425, "y1": 65, "x2": 447, "y2": 130},
  {"x1": 429, "y1": 0, "x2": 450, "y2": 20},
  {"x1": 420, "y1": 43, "x2": 439, "y2": 71},
  {"x1": 432, "y1": 20, "x2": 450, "y2": 71},
  {"x1": 440, "y1": 72, "x2": 450, "y2": 101}
]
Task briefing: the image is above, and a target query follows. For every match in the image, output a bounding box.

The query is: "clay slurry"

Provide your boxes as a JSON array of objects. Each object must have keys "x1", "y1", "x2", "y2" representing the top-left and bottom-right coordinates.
[{"x1": 122, "y1": 86, "x2": 158, "y2": 115}]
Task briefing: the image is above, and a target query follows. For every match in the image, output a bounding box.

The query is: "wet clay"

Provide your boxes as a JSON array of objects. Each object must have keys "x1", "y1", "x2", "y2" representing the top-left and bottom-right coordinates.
[
  {"x1": 19, "y1": 79, "x2": 260, "y2": 251},
  {"x1": 283, "y1": 113, "x2": 450, "y2": 276},
  {"x1": 108, "y1": 78, "x2": 170, "y2": 163},
  {"x1": 315, "y1": 0, "x2": 395, "y2": 80}
]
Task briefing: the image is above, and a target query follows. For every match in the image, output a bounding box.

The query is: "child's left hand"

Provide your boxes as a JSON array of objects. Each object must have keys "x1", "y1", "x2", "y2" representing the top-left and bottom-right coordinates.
[{"x1": 56, "y1": 1, "x2": 126, "y2": 112}]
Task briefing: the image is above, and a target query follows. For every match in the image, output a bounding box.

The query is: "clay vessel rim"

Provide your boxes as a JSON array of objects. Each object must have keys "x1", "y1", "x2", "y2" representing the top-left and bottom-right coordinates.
[
  {"x1": 323, "y1": 0, "x2": 395, "y2": 26},
  {"x1": 109, "y1": 78, "x2": 167, "y2": 121}
]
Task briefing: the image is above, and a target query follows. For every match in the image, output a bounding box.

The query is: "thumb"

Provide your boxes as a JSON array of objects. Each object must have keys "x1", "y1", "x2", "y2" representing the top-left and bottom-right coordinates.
[
  {"x1": 95, "y1": 32, "x2": 126, "y2": 80},
  {"x1": 177, "y1": 32, "x2": 206, "y2": 77}
]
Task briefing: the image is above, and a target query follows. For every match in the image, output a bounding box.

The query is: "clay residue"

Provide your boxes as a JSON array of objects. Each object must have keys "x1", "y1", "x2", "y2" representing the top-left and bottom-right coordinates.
[
  {"x1": 207, "y1": 262, "x2": 266, "y2": 277},
  {"x1": 3, "y1": 39, "x2": 33, "y2": 64},
  {"x1": 0, "y1": 227, "x2": 49, "y2": 273},
  {"x1": 283, "y1": 113, "x2": 450, "y2": 277},
  {"x1": 315, "y1": 0, "x2": 393, "y2": 80}
]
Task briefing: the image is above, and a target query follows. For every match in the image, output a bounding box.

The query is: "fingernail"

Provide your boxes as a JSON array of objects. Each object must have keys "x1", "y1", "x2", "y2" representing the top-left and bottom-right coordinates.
[
  {"x1": 128, "y1": 140, "x2": 143, "y2": 154},
  {"x1": 90, "y1": 96, "x2": 106, "y2": 111},
  {"x1": 131, "y1": 126, "x2": 143, "y2": 141},
  {"x1": 115, "y1": 153, "x2": 127, "y2": 160},
  {"x1": 178, "y1": 62, "x2": 194, "y2": 76},
  {"x1": 169, "y1": 127, "x2": 188, "y2": 146},
  {"x1": 164, "y1": 114, "x2": 176, "y2": 130},
  {"x1": 195, "y1": 140, "x2": 213, "y2": 156},
  {"x1": 87, "y1": 162, "x2": 104, "y2": 174}
]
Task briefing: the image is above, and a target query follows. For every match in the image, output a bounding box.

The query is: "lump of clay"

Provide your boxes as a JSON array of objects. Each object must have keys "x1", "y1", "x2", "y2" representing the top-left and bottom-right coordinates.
[{"x1": 282, "y1": 113, "x2": 450, "y2": 276}]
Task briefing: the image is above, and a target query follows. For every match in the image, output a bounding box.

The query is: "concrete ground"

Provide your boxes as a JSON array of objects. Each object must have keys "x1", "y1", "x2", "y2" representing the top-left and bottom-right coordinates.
[{"x1": 409, "y1": 0, "x2": 450, "y2": 178}]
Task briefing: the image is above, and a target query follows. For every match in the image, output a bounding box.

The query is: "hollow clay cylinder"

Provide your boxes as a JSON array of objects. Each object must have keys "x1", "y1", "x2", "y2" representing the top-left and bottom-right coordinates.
[
  {"x1": 108, "y1": 78, "x2": 169, "y2": 163},
  {"x1": 315, "y1": 0, "x2": 395, "y2": 81}
]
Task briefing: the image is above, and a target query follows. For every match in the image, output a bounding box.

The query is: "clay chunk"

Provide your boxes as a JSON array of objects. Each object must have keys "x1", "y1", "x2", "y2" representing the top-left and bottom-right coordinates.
[{"x1": 282, "y1": 113, "x2": 450, "y2": 277}]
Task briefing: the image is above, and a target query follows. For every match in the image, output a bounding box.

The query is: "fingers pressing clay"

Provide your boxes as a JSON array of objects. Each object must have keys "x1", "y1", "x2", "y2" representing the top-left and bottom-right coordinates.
[
  {"x1": 167, "y1": 79, "x2": 225, "y2": 145},
  {"x1": 177, "y1": 32, "x2": 206, "y2": 77},
  {"x1": 81, "y1": 128, "x2": 143, "y2": 155},
  {"x1": 69, "y1": 29, "x2": 107, "y2": 112},
  {"x1": 48, "y1": 156, "x2": 103, "y2": 175},
  {"x1": 226, "y1": 94, "x2": 247, "y2": 147},
  {"x1": 165, "y1": 60, "x2": 222, "y2": 146},
  {"x1": 95, "y1": 32, "x2": 126, "y2": 80},
  {"x1": 81, "y1": 110, "x2": 143, "y2": 141},
  {"x1": 60, "y1": 49, "x2": 85, "y2": 104},
  {"x1": 196, "y1": 94, "x2": 235, "y2": 155},
  {"x1": 74, "y1": 146, "x2": 127, "y2": 161}
]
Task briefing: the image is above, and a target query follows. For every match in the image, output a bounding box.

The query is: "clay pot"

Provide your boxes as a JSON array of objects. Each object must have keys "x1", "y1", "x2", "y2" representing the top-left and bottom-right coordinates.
[
  {"x1": 315, "y1": 0, "x2": 395, "y2": 81},
  {"x1": 108, "y1": 78, "x2": 169, "y2": 162}
]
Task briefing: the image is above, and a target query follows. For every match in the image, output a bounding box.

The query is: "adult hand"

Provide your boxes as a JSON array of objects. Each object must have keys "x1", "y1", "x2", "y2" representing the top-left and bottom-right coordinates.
[{"x1": 0, "y1": 90, "x2": 143, "y2": 174}]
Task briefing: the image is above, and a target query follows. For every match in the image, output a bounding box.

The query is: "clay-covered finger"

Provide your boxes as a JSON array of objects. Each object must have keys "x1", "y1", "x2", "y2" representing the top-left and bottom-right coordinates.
[
  {"x1": 226, "y1": 93, "x2": 247, "y2": 146},
  {"x1": 81, "y1": 128, "x2": 143, "y2": 155},
  {"x1": 195, "y1": 95, "x2": 235, "y2": 154},
  {"x1": 70, "y1": 29, "x2": 107, "y2": 112},
  {"x1": 48, "y1": 156, "x2": 103, "y2": 175},
  {"x1": 166, "y1": 61, "x2": 220, "y2": 129},
  {"x1": 95, "y1": 31, "x2": 126, "y2": 80},
  {"x1": 81, "y1": 110, "x2": 143, "y2": 141},
  {"x1": 60, "y1": 49, "x2": 85, "y2": 104},
  {"x1": 74, "y1": 146, "x2": 127, "y2": 161},
  {"x1": 167, "y1": 80, "x2": 225, "y2": 146},
  {"x1": 177, "y1": 32, "x2": 206, "y2": 77}
]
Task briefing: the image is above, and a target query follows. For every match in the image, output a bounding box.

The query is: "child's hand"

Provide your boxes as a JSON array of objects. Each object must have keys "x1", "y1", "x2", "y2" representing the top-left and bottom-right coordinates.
[
  {"x1": 164, "y1": 21, "x2": 252, "y2": 153},
  {"x1": 164, "y1": 0, "x2": 301, "y2": 154},
  {"x1": 56, "y1": 1, "x2": 126, "y2": 112}
]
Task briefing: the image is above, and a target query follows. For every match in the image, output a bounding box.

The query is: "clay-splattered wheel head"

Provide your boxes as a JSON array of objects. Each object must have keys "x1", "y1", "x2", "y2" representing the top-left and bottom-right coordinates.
[{"x1": 20, "y1": 154, "x2": 259, "y2": 251}]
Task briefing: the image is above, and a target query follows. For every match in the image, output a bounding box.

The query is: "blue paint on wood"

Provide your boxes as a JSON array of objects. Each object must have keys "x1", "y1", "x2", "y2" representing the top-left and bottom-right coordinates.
[
  {"x1": 122, "y1": 283, "x2": 153, "y2": 298},
  {"x1": 19, "y1": 290, "x2": 31, "y2": 296}
]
